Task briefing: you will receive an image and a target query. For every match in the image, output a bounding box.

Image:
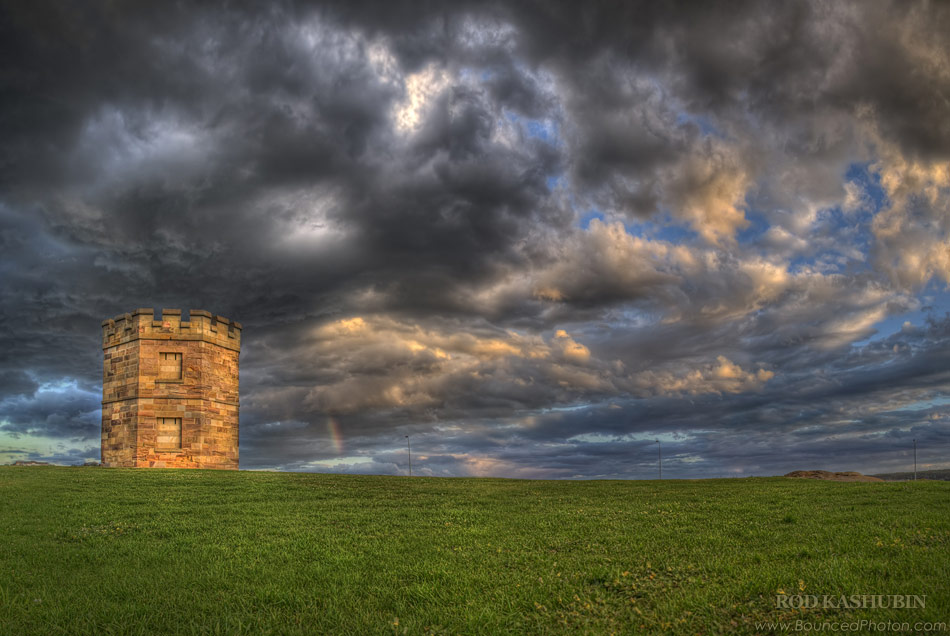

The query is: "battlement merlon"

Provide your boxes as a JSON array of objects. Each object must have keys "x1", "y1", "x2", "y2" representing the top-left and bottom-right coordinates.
[{"x1": 101, "y1": 309, "x2": 242, "y2": 351}]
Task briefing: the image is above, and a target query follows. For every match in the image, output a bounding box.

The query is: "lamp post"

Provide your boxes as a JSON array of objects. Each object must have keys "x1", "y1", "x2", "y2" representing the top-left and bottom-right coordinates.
[
  {"x1": 406, "y1": 435, "x2": 412, "y2": 477},
  {"x1": 656, "y1": 439, "x2": 662, "y2": 480},
  {"x1": 913, "y1": 438, "x2": 917, "y2": 482}
]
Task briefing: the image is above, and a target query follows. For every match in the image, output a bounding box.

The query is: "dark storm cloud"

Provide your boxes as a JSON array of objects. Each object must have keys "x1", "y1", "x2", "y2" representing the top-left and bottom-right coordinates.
[
  {"x1": 2, "y1": 0, "x2": 569, "y2": 320},
  {"x1": 0, "y1": 371, "x2": 38, "y2": 400},
  {"x1": 1, "y1": 0, "x2": 948, "y2": 475},
  {"x1": 0, "y1": 380, "x2": 99, "y2": 439}
]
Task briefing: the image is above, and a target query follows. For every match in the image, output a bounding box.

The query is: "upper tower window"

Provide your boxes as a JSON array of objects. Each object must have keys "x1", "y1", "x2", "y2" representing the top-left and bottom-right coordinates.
[{"x1": 159, "y1": 352, "x2": 182, "y2": 381}]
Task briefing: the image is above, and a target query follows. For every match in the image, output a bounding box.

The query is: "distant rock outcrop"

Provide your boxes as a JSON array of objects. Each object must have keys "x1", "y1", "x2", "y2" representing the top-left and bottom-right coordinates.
[
  {"x1": 11, "y1": 460, "x2": 51, "y2": 466},
  {"x1": 784, "y1": 470, "x2": 883, "y2": 482}
]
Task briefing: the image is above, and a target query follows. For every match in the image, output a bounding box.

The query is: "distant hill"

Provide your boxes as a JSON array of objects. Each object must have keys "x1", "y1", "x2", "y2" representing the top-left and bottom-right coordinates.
[
  {"x1": 871, "y1": 469, "x2": 950, "y2": 481},
  {"x1": 784, "y1": 470, "x2": 882, "y2": 482}
]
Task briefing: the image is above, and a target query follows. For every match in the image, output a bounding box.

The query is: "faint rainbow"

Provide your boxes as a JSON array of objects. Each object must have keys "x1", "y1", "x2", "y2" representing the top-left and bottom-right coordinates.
[{"x1": 326, "y1": 417, "x2": 343, "y2": 454}]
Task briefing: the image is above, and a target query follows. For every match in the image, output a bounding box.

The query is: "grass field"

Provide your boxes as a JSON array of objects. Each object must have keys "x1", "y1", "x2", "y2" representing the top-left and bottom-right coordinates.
[{"x1": 1, "y1": 467, "x2": 947, "y2": 635}]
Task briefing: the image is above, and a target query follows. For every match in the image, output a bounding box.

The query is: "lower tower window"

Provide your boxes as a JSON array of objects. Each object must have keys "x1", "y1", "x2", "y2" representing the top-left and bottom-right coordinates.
[{"x1": 156, "y1": 417, "x2": 182, "y2": 450}]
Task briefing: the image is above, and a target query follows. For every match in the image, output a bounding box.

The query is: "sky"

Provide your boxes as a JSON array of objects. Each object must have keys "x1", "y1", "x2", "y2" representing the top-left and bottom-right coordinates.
[{"x1": 1, "y1": 0, "x2": 949, "y2": 478}]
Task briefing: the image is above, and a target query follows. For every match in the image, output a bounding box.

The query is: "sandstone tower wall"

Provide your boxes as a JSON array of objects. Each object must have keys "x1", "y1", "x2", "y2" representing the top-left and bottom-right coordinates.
[{"x1": 101, "y1": 308, "x2": 241, "y2": 469}]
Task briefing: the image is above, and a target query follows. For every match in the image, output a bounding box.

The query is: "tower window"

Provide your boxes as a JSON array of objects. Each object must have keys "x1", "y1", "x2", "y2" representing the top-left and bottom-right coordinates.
[
  {"x1": 156, "y1": 417, "x2": 182, "y2": 450},
  {"x1": 159, "y1": 352, "x2": 182, "y2": 381}
]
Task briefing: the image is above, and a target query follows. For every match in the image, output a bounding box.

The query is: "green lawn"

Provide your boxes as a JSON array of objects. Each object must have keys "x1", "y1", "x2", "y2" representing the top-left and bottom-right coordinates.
[{"x1": 0, "y1": 467, "x2": 947, "y2": 635}]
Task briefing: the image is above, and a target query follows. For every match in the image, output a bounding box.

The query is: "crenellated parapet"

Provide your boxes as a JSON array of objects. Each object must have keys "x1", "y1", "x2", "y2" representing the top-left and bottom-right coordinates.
[{"x1": 101, "y1": 308, "x2": 241, "y2": 352}]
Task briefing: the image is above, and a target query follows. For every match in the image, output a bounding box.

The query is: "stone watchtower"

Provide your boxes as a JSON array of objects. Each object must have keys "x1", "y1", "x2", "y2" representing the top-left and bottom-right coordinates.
[{"x1": 101, "y1": 309, "x2": 241, "y2": 469}]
